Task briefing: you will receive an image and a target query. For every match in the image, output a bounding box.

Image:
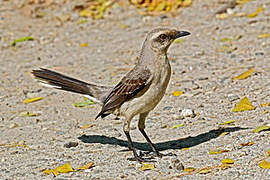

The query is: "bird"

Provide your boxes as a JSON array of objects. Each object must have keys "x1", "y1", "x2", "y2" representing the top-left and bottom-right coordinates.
[{"x1": 32, "y1": 28, "x2": 190, "y2": 162}]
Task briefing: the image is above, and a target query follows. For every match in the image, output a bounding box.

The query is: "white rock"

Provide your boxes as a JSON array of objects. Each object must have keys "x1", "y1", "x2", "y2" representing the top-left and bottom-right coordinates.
[{"x1": 180, "y1": 109, "x2": 196, "y2": 118}]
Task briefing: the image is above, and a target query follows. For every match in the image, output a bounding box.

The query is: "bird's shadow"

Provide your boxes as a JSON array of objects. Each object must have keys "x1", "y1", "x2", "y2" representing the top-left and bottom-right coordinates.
[{"x1": 78, "y1": 127, "x2": 248, "y2": 152}]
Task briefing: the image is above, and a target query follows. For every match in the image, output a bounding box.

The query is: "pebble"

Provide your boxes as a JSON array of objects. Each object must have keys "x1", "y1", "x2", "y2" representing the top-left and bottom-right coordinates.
[
  {"x1": 9, "y1": 123, "x2": 18, "y2": 129},
  {"x1": 171, "y1": 158, "x2": 184, "y2": 171},
  {"x1": 64, "y1": 142, "x2": 78, "y2": 148},
  {"x1": 228, "y1": 94, "x2": 240, "y2": 102},
  {"x1": 180, "y1": 109, "x2": 196, "y2": 118},
  {"x1": 255, "y1": 52, "x2": 264, "y2": 56}
]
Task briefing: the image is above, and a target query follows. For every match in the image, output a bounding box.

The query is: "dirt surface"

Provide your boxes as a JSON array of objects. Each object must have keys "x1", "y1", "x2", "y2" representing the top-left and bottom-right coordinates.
[{"x1": 1, "y1": 0, "x2": 270, "y2": 179}]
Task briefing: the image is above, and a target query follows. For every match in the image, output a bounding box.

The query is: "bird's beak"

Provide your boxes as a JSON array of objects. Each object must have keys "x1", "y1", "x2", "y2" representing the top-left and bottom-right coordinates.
[{"x1": 173, "y1": 31, "x2": 191, "y2": 39}]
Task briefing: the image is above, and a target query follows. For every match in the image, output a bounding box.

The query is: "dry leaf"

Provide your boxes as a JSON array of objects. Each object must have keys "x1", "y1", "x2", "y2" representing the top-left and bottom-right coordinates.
[
  {"x1": 80, "y1": 43, "x2": 88, "y2": 47},
  {"x1": 219, "y1": 120, "x2": 235, "y2": 125},
  {"x1": 74, "y1": 99, "x2": 95, "y2": 107},
  {"x1": 222, "y1": 158, "x2": 234, "y2": 164},
  {"x1": 240, "y1": 142, "x2": 255, "y2": 146},
  {"x1": 236, "y1": 0, "x2": 252, "y2": 6},
  {"x1": 220, "y1": 164, "x2": 231, "y2": 170},
  {"x1": 219, "y1": 132, "x2": 229, "y2": 136},
  {"x1": 259, "y1": 160, "x2": 270, "y2": 169},
  {"x1": 23, "y1": 97, "x2": 43, "y2": 104},
  {"x1": 183, "y1": 167, "x2": 196, "y2": 172},
  {"x1": 141, "y1": 164, "x2": 155, "y2": 171},
  {"x1": 11, "y1": 36, "x2": 34, "y2": 46},
  {"x1": 209, "y1": 149, "x2": 229, "y2": 155},
  {"x1": 258, "y1": 33, "x2": 270, "y2": 38},
  {"x1": 172, "y1": 91, "x2": 184, "y2": 96},
  {"x1": 198, "y1": 168, "x2": 212, "y2": 174},
  {"x1": 19, "y1": 111, "x2": 41, "y2": 117},
  {"x1": 80, "y1": 124, "x2": 94, "y2": 129},
  {"x1": 253, "y1": 125, "x2": 270, "y2": 133},
  {"x1": 232, "y1": 97, "x2": 255, "y2": 112},
  {"x1": 267, "y1": 149, "x2": 270, "y2": 157},
  {"x1": 232, "y1": 68, "x2": 254, "y2": 80},
  {"x1": 261, "y1": 103, "x2": 270, "y2": 107},
  {"x1": 169, "y1": 123, "x2": 184, "y2": 129},
  {"x1": 43, "y1": 162, "x2": 74, "y2": 176},
  {"x1": 247, "y1": 6, "x2": 264, "y2": 18},
  {"x1": 0, "y1": 143, "x2": 30, "y2": 149},
  {"x1": 76, "y1": 162, "x2": 94, "y2": 170}
]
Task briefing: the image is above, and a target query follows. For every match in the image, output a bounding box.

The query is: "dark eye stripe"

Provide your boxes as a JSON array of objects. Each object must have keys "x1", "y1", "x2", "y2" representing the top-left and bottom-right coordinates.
[{"x1": 159, "y1": 34, "x2": 166, "y2": 40}]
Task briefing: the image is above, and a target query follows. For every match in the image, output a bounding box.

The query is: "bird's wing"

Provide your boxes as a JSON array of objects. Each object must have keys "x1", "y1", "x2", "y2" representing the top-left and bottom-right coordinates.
[{"x1": 96, "y1": 66, "x2": 152, "y2": 118}]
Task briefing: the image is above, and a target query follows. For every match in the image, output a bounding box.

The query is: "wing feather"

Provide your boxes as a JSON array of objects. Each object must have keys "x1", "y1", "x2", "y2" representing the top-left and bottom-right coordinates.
[{"x1": 96, "y1": 67, "x2": 152, "y2": 118}]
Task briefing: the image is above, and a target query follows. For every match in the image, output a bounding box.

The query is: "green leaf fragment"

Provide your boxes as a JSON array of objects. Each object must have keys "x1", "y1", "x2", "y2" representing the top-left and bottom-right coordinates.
[
  {"x1": 74, "y1": 99, "x2": 96, "y2": 107},
  {"x1": 11, "y1": 36, "x2": 34, "y2": 46}
]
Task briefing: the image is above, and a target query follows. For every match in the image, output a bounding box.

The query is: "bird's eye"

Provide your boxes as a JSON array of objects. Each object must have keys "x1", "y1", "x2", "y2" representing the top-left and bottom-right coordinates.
[{"x1": 159, "y1": 34, "x2": 166, "y2": 40}]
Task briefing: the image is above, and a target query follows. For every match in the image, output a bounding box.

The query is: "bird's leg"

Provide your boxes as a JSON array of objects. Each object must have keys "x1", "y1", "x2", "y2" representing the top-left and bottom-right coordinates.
[
  {"x1": 138, "y1": 112, "x2": 162, "y2": 157},
  {"x1": 123, "y1": 117, "x2": 154, "y2": 162}
]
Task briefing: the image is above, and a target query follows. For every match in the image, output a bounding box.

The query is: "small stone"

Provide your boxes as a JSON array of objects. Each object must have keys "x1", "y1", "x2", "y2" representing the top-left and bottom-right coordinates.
[
  {"x1": 163, "y1": 106, "x2": 173, "y2": 111},
  {"x1": 228, "y1": 94, "x2": 239, "y2": 102},
  {"x1": 9, "y1": 123, "x2": 18, "y2": 129},
  {"x1": 171, "y1": 158, "x2": 184, "y2": 171},
  {"x1": 64, "y1": 142, "x2": 78, "y2": 148},
  {"x1": 255, "y1": 52, "x2": 264, "y2": 56},
  {"x1": 180, "y1": 109, "x2": 196, "y2": 118}
]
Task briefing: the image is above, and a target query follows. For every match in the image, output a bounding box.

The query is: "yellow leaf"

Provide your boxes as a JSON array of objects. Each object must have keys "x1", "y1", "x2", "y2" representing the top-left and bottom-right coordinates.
[
  {"x1": 51, "y1": 169, "x2": 60, "y2": 176},
  {"x1": 253, "y1": 125, "x2": 270, "y2": 133},
  {"x1": 141, "y1": 164, "x2": 155, "y2": 171},
  {"x1": 80, "y1": 124, "x2": 94, "y2": 129},
  {"x1": 222, "y1": 158, "x2": 234, "y2": 164},
  {"x1": 219, "y1": 120, "x2": 236, "y2": 125},
  {"x1": 181, "y1": 148, "x2": 190, "y2": 151},
  {"x1": 258, "y1": 33, "x2": 270, "y2": 38},
  {"x1": 209, "y1": 150, "x2": 229, "y2": 155},
  {"x1": 56, "y1": 162, "x2": 74, "y2": 173},
  {"x1": 220, "y1": 164, "x2": 231, "y2": 170},
  {"x1": 261, "y1": 103, "x2": 270, "y2": 107},
  {"x1": 182, "y1": 0, "x2": 192, "y2": 7},
  {"x1": 217, "y1": 13, "x2": 229, "y2": 19},
  {"x1": 23, "y1": 97, "x2": 43, "y2": 104},
  {"x1": 267, "y1": 149, "x2": 270, "y2": 157},
  {"x1": 198, "y1": 168, "x2": 212, "y2": 174},
  {"x1": 247, "y1": 6, "x2": 264, "y2": 18},
  {"x1": 169, "y1": 123, "x2": 184, "y2": 129},
  {"x1": 42, "y1": 169, "x2": 53, "y2": 175},
  {"x1": 220, "y1": 37, "x2": 232, "y2": 42},
  {"x1": 259, "y1": 160, "x2": 270, "y2": 169},
  {"x1": 236, "y1": 0, "x2": 252, "y2": 6},
  {"x1": 76, "y1": 162, "x2": 94, "y2": 170},
  {"x1": 172, "y1": 91, "x2": 184, "y2": 97},
  {"x1": 240, "y1": 142, "x2": 255, "y2": 146},
  {"x1": 19, "y1": 111, "x2": 41, "y2": 117},
  {"x1": 80, "y1": 43, "x2": 88, "y2": 47},
  {"x1": 183, "y1": 167, "x2": 196, "y2": 172},
  {"x1": 219, "y1": 132, "x2": 229, "y2": 136},
  {"x1": 232, "y1": 97, "x2": 255, "y2": 112},
  {"x1": 232, "y1": 68, "x2": 254, "y2": 80},
  {"x1": 79, "y1": 9, "x2": 93, "y2": 17}
]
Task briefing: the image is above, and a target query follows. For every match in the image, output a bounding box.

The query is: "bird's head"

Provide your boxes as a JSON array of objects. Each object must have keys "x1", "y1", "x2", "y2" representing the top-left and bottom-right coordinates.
[{"x1": 145, "y1": 28, "x2": 190, "y2": 53}]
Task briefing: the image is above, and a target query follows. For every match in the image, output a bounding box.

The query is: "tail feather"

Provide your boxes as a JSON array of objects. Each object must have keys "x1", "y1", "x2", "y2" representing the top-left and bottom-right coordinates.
[
  {"x1": 32, "y1": 68, "x2": 93, "y2": 96},
  {"x1": 32, "y1": 68, "x2": 111, "y2": 104}
]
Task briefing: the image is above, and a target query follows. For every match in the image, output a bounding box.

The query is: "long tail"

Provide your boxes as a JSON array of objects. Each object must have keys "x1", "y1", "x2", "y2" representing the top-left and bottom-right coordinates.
[{"x1": 32, "y1": 68, "x2": 111, "y2": 104}]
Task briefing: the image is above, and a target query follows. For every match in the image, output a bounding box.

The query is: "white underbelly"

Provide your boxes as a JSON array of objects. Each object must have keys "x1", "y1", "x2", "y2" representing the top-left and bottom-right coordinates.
[{"x1": 120, "y1": 64, "x2": 171, "y2": 117}]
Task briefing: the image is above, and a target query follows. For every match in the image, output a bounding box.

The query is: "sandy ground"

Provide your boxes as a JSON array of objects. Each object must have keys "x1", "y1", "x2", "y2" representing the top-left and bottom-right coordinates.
[{"x1": 0, "y1": 0, "x2": 270, "y2": 179}]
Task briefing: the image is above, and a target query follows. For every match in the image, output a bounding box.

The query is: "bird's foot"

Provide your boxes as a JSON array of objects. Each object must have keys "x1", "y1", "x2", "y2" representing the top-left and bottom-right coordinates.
[{"x1": 127, "y1": 150, "x2": 156, "y2": 163}]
